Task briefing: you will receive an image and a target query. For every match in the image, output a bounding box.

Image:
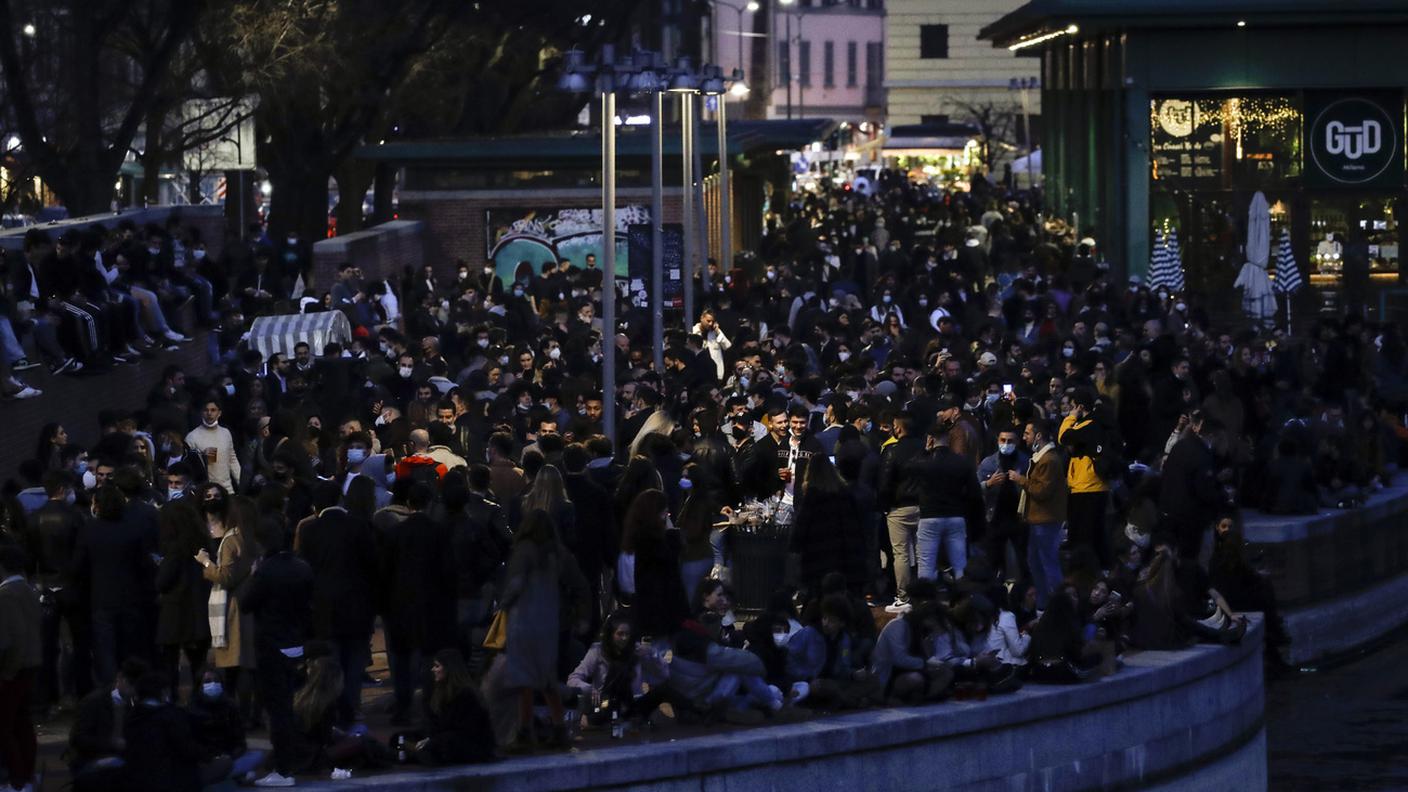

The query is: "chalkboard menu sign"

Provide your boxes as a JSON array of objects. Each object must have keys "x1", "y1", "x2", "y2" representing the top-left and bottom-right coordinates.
[
  {"x1": 626, "y1": 223, "x2": 684, "y2": 309},
  {"x1": 1151, "y1": 98, "x2": 1223, "y2": 185}
]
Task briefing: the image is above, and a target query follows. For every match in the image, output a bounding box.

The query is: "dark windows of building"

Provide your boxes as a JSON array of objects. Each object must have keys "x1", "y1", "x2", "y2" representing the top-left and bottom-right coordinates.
[
  {"x1": 865, "y1": 41, "x2": 883, "y2": 87},
  {"x1": 799, "y1": 40, "x2": 812, "y2": 87},
  {"x1": 847, "y1": 41, "x2": 858, "y2": 87},
  {"x1": 920, "y1": 24, "x2": 949, "y2": 59},
  {"x1": 824, "y1": 41, "x2": 835, "y2": 88}
]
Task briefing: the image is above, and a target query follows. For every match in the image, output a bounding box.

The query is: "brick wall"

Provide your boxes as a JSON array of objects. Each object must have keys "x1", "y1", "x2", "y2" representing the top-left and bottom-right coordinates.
[
  {"x1": 0, "y1": 205, "x2": 227, "y2": 259},
  {"x1": 310, "y1": 220, "x2": 425, "y2": 289},
  {"x1": 0, "y1": 329, "x2": 213, "y2": 487},
  {"x1": 397, "y1": 188, "x2": 684, "y2": 276}
]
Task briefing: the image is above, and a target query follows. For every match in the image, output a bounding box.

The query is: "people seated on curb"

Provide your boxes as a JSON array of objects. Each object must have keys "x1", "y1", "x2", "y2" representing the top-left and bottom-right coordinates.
[
  {"x1": 567, "y1": 612, "x2": 669, "y2": 727},
  {"x1": 667, "y1": 618, "x2": 782, "y2": 725}
]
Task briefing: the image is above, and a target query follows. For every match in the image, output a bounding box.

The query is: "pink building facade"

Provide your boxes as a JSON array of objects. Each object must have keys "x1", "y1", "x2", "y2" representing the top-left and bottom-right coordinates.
[{"x1": 708, "y1": 0, "x2": 886, "y2": 123}]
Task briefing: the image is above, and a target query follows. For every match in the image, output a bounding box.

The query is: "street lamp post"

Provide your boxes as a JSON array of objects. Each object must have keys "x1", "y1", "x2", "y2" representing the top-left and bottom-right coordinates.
[
  {"x1": 670, "y1": 58, "x2": 701, "y2": 324},
  {"x1": 1009, "y1": 77, "x2": 1037, "y2": 187}
]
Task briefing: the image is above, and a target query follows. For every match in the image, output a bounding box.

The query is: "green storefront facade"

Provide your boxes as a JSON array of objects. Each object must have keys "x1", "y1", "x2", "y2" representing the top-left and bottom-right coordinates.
[{"x1": 981, "y1": 0, "x2": 1408, "y2": 312}]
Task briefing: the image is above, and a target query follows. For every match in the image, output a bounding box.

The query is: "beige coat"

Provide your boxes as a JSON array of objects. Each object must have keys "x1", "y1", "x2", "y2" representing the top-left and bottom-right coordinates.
[{"x1": 202, "y1": 529, "x2": 258, "y2": 669}]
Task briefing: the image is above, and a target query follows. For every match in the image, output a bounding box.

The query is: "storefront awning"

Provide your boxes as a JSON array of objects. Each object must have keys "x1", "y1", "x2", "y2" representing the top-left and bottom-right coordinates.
[{"x1": 881, "y1": 122, "x2": 981, "y2": 156}]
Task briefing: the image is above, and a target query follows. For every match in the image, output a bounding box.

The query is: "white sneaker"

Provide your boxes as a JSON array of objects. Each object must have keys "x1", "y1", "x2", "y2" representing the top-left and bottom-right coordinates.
[
  {"x1": 329, "y1": 767, "x2": 352, "y2": 780},
  {"x1": 9, "y1": 385, "x2": 42, "y2": 400},
  {"x1": 766, "y1": 684, "x2": 784, "y2": 712},
  {"x1": 163, "y1": 329, "x2": 189, "y2": 343},
  {"x1": 884, "y1": 598, "x2": 912, "y2": 614},
  {"x1": 254, "y1": 771, "x2": 296, "y2": 787}
]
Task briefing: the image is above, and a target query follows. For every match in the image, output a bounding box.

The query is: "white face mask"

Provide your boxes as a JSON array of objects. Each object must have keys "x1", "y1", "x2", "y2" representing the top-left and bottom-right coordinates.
[
  {"x1": 998, "y1": 442, "x2": 1017, "y2": 455},
  {"x1": 1062, "y1": 348, "x2": 1075, "y2": 358},
  {"x1": 398, "y1": 366, "x2": 413, "y2": 378},
  {"x1": 203, "y1": 417, "x2": 218, "y2": 428},
  {"x1": 498, "y1": 355, "x2": 510, "y2": 365},
  {"x1": 224, "y1": 383, "x2": 236, "y2": 396},
  {"x1": 772, "y1": 632, "x2": 789, "y2": 647},
  {"x1": 168, "y1": 487, "x2": 184, "y2": 500},
  {"x1": 837, "y1": 351, "x2": 851, "y2": 362},
  {"x1": 192, "y1": 249, "x2": 206, "y2": 260},
  {"x1": 547, "y1": 347, "x2": 561, "y2": 360},
  {"x1": 201, "y1": 682, "x2": 223, "y2": 698},
  {"x1": 476, "y1": 338, "x2": 490, "y2": 349}
]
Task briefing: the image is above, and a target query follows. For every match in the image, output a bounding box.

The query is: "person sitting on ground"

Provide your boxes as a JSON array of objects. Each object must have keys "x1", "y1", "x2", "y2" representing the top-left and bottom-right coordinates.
[
  {"x1": 67, "y1": 657, "x2": 148, "y2": 792},
  {"x1": 667, "y1": 617, "x2": 781, "y2": 725},
  {"x1": 411, "y1": 649, "x2": 496, "y2": 766},
  {"x1": 292, "y1": 643, "x2": 386, "y2": 775},
  {"x1": 1079, "y1": 578, "x2": 1132, "y2": 676},
  {"x1": 187, "y1": 668, "x2": 264, "y2": 784},
  {"x1": 932, "y1": 594, "x2": 1021, "y2": 695},
  {"x1": 123, "y1": 670, "x2": 232, "y2": 792},
  {"x1": 567, "y1": 612, "x2": 669, "y2": 727},
  {"x1": 870, "y1": 598, "x2": 954, "y2": 704},
  {"x1": 785, "y1": 594, "x2": 879, "y2": 709},
  {"x1": 1025, "y1": 585, "x2": 1101, "y2": 683},
  {"x1": 1130, "y1": 543, "x2": 1245, "y2": 650},
  {"x1": 990, "y1": 583, "x2": 1036, "y2": 667},
  {"x1": 743, "y1": 609, "x2": 808, "y2": 708},
  {"x1": 692, "y1": 578, "x2": 743, "y2": 649}
]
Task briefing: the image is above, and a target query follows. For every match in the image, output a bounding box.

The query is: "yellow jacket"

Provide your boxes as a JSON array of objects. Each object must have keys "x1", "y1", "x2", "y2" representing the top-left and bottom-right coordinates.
[{"x1": 1059, "y1": 413, "x2": 1109, "y2": 493}]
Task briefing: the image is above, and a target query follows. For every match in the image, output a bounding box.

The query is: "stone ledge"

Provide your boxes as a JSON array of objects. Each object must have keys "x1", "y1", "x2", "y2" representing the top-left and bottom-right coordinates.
[{"x1": 297, "y1": 618, "x2": 1265, "y2": 792}]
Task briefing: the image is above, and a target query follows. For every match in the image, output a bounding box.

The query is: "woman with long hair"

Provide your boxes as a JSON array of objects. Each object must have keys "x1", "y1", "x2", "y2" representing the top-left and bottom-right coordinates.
[
  {"x1": 292, "y1": 648, "x2": 380, "y2": 772},
  {"x1": 155, "y1": 499, "x2": 212, "y2": 702},
  {"x1": 195, "y1": 489, "x2": 260, "y2": 722},
  {"x1": 790, "y1": 454, "x2": 867, "y2": 595},
  {"x1": 618, "y1": 489, "x2": 690, "y2": 640},
  {"x1": 413, "y1": 649, "x2": 495, "y2": 765},
  {"x1": 516, "y1": 464, "x2": 575, "y2": 543},
  {"x1": 675, "y1": 484, "x2": 718, "y2": 604},
  {"x1": 35, "y1": 422, "x2": 67, "y2": 470},
  {"x1": 499, "y1": 508, "x2": 569, "y2": 748}
]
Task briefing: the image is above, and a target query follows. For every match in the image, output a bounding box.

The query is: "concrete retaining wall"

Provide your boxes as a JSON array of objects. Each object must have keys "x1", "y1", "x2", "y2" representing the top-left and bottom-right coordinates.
[
  {"x1": 1243, "y1": 481, "x2": 1408, "y2": 665},
  {"x1": 0, "y1": 205, "x2": 227, "y2": 258},
  {"x1": 301, "y1": 620, "x2": 1266, "y2": 792},
  {"x1": 310, "y1": 219, "x2": 425, "y2": 290}
]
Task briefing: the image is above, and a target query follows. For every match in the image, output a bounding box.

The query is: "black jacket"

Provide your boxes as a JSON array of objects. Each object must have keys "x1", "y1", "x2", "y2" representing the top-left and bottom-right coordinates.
[
  {"x1": 383, "y1": 512, "x2": 457, "y2": 653},
  {"x1": 449, "y1": 493, "x2": 512, "y2": 598},
  {"x1": 295, "y1": 508, "x2": 379, "y2": 639},
  {"x1": 564, "y1": 472, "x2": 616, "y2": 575},
  {"x1": 155, "y1": 553, "x2": 211, "y2": 646},
  {"x1": 29, "y1": 500, "x2": 84, "y2": 590},
  {"x1": 1159, "y1": 435, "x2": 1225, "y2": 524},
  {"x1": 913, "y1": 446, "x2": 986, "y2": 530},
  {"x1": 420, "y1": 690, "x2": 496, "y2": 765},
  {"x1": 877, "y1": 435, "x2": 926, "y2": 510},
  {"x1": 123, "y1": 701, "x2": 207, "y2": 792},
  {"x1": 73, "y1": 515, "x2": 156, "y2": 613},
  {"x1": 238, "y1": 550, "x2": 314, "y2": 653}
]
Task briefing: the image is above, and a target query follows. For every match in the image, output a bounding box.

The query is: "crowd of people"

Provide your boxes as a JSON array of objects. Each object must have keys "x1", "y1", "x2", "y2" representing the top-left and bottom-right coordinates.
[{"x1": 1, "y1": 168, "x2": 1406, "y2": 790}]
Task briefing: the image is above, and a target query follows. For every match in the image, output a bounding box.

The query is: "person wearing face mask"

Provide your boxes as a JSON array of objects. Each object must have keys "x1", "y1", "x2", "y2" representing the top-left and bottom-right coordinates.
[
  {"x1": 187, "y1": 668, "x2": 265, "y2": 783},
  {"x1": 185, "y1": 401, "x2": 240, "y2": 495},
  {"x1": 976, "y1": 428, "x2": 1031, "y2": 583},
  {"x1": 66, "y1": 657, "x2": 150, "y2": 792}
]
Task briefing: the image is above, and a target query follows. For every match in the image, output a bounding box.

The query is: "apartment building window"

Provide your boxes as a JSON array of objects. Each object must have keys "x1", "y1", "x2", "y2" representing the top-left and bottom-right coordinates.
[
  {"x1": 920, "y1": 24, "x2": 949, "y2": 59},
  {"x1": 778, "y1": 41, "x2": 791, "y2": 85},
  {"x1": 865, "y1": 41, "x2": 883, "y2": 87},
  {"x1": 823, "y1": 41, "x2": 835, "y2": 87},
  {"x1": 846, "y1": 41, "x2": 857, "y2": 87},
  {"x1": 799, "y1": 40, "x2": 811, "y2": 87}
]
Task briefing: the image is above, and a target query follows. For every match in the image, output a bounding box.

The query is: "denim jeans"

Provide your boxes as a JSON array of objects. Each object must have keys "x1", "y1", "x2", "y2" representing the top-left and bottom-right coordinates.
[
  {"x1": 916, "y1": 516, "x2": 967, "y2": 581},
  {"x1": 330, "y1": 637, "x2": 371, "y2": 725},
  {"x1": 680, "y1": 558, "x2": 712, "y2": 605},
  {"x1": 709, "y1": 528, "x2": 729, "y2": 568},
  {"x1": 1027, "y1": 521, "x2": 1064, "y2": 608},
  {"x1": 705, "y1": 673, "x2": 780, "y2": 710},
  {"x1": 90, "y1": 607, "x2": 148, "y2": 688},
  {"x1": 0, "y1": 316, "x2": 23, "y2": 363}
]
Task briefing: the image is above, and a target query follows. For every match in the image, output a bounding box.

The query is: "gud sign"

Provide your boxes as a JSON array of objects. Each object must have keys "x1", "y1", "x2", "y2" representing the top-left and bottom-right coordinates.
[{"x1": 1306, "y1": 94, "x2": 1403, "y2": 188}]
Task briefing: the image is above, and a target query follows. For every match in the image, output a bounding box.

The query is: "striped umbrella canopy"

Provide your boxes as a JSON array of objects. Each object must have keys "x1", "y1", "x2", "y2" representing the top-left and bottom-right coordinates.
[
  {"x1": 1274, "y1": 227, "x2": 1303, "y2": 294},
  {"x1": 1149, "y1": 228, "x2": 1186, "y2": 292},
  {"x1": 1147, "y1": 228, "x2": 1166, "y2": 286}
]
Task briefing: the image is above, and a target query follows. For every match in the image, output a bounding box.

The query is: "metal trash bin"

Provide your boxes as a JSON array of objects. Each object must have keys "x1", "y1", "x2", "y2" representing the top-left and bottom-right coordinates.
[{"x1": 730, "y1": 521, "x2": 793, "y2": 612}]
